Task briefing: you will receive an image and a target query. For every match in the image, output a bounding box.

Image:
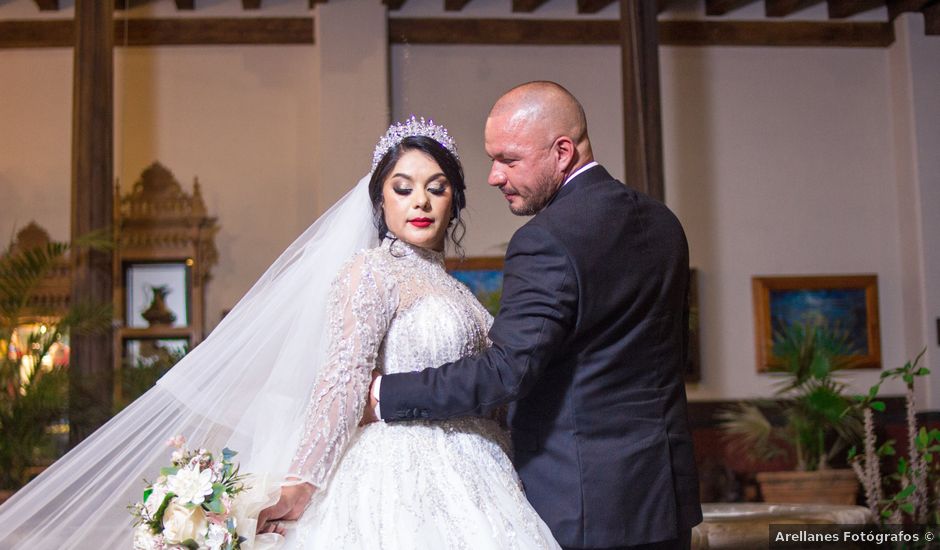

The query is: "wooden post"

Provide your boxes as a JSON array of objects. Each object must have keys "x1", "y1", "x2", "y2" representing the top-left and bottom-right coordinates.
[
  {"x1": 69, "y1": 0, "x2": 114, "y2": 447},
  {"x1": 620, "y1": 0, "x2": 665, "y2": 201}
]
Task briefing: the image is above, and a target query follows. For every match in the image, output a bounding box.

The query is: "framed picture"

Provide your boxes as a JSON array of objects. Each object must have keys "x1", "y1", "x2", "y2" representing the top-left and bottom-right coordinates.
[
  {"x1": 446, "y1": 257, "x2": 504, "y2": 316},
  {"x1": 124, "y1": 262, "x2": 190, "y2": 328},
  {"x1": 123, "y1": 338, "x2": 190, "y2": 370},
  {"x1": 752, "y1": 274, "x2": 881, "y2": 372}
]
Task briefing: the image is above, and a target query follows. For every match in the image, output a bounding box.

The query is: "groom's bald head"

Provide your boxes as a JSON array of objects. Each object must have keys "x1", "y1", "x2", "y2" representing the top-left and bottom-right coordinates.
[
  {"x1": 484, "y1": 81, "x2": 594, "y2": 216},
  {"x1": 488, "y1": 81, "x2": 590, "y2": 154}
]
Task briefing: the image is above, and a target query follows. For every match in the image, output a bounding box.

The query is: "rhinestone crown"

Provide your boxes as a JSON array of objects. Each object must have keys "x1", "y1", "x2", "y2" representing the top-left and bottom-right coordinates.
[{"x1": 372, "y1": 116, "x2": 459, "y2": 172}]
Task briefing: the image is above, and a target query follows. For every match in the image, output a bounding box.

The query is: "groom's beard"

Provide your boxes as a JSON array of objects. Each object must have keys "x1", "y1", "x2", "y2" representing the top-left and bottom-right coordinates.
[{"x1": 507, "y1": 171, "x2": 559, "y2": 217}]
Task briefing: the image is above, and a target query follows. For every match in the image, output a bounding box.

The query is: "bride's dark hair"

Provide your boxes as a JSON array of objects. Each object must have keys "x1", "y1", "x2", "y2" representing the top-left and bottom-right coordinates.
[{"x1": 368, "y1": 135, "x2": 467, "y2": 254}]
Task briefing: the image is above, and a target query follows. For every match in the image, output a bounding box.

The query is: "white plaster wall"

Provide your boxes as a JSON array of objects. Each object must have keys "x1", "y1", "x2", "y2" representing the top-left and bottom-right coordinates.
[
  {"x1": 0, "y1": 48, "x2": 73, "y2": 242},
  {"x1": 314, "y1": 0, "x2": 390, "y2": 211},
  {"x1": 903, "y1": 15, "x2": 940, "y2": 405}
]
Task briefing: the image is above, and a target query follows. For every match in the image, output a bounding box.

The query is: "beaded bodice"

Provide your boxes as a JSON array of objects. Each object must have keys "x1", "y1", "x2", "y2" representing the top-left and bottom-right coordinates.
[{"x1": 288, "y1": 238, "x2": 492, "y2": 487}]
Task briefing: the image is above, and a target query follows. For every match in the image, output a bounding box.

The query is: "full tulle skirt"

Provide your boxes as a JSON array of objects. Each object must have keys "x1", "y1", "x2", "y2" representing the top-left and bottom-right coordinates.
[{"x1": 283, "y1": 418, "x2": 560, "y2": 550}]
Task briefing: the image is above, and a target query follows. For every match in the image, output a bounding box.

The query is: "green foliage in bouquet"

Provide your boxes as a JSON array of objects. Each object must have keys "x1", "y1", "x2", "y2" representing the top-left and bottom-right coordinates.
[
  {"x1": 131, "y1": 437, "x2": 250, "y2": 550},
  {"x1": 849, "y1": 349, "x2": 940, "y2": 525},
  {"x1": 719, "y1": 320, "x2": 863, "y2": 471},
  {"x1": 0, "y1": 230, "x2": 112, "y2": 490}
]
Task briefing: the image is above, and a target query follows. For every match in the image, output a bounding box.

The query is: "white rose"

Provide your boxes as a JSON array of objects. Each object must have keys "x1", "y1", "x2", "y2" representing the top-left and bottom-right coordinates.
[
  {"x1": 166, "y1": 465, "x2": 214, "y2": 505},
  {"x1": 205, "y1": 523, "x2": 229, "y2": 550},
  {"x1": 161, "y1": 501, "x2": 208, "y2": 544},
  {"x1": 133, "y1": 524, "x2": 162, "y2": 550}
]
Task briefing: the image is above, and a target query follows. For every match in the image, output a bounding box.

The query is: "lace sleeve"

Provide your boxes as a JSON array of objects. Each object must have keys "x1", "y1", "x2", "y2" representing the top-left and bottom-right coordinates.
[{"x1": 287, "y1": 252, "x2": 396, "y2": 488}]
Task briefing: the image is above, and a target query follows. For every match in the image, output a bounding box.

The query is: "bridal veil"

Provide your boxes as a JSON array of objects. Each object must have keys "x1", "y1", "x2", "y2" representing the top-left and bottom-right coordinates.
[{"x1": 0, "y1": 176, "x2": 379, "y2": 548}]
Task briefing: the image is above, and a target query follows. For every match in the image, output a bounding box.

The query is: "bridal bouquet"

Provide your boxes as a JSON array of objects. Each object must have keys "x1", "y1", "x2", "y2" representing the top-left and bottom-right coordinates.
[{"x1": 130, "y1": 436, "x2": 249, "y2": 550}]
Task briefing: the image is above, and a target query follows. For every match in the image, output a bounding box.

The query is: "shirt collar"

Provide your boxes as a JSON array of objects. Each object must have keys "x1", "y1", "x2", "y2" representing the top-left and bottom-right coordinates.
[{"x1": 562, "y1": 161, "x2": 599, "y2": 187}]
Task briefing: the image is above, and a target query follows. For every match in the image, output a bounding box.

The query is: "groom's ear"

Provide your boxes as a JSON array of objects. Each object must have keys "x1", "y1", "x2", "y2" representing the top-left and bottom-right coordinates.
[{"x1": 552, "y1": 136, "x2": 576, "y2": 171}]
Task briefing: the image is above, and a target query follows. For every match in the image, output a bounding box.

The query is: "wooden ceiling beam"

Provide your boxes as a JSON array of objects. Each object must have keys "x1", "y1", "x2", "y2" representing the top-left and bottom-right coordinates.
[
  {"x1": 391, "y1": 18, "x2": 615, "y2": 43},
  {"x1": 174, "y1": 0, "x2": 195, "y2": 9},
  {"x1": 445, "y1": 0, "x2": 473, "y2": 11},
  {"x1": 0, "y1": 18, "x2": 314, "y2": 48},
  {"x1": 512, "y1": 0, "x2": 549, "y2": 12},
  {"x1": 887, "y1": 0, "x2": 932, "y2": 18},
  {"x1": 661, "y1": 18, "x2": 892, "y2": 45},
  {"x1": 765, "y1": 0, "x2": 825, "y2": 17},
  {"x1": 827, "y1": 0, "x2": 885, "y2": 18},
  {"x1": 925, "y1": 1, "x2": 940, "y2": 34},
  {"x1": 388, "y1": 18, "x2": 894, "y2": 47},
  {"x1": 33, "y1": 0, "x2": 59, "y2": 10},
  {"x1": 0, "y1": 17, "x2": 899, "y2": 49},
  {"x1": 578, "y1": 0, "x2": 616, "y2": 14},
  {"x1": 114, "y1": 0, "x2": 152, "y2": 9},
  {"x1": 705, "y1": 0, "x2": 760, "y2": 16}
]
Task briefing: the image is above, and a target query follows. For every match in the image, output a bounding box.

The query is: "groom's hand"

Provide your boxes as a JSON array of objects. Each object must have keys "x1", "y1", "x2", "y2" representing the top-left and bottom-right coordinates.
[{"x1": 359, "y1": 370, "x2": 382, "y2": 425}]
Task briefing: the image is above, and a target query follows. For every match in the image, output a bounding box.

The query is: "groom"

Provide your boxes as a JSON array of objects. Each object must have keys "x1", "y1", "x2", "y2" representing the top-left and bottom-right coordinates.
[{"x1": 367, "y1": 81, "x2": 701, "y2": 549}]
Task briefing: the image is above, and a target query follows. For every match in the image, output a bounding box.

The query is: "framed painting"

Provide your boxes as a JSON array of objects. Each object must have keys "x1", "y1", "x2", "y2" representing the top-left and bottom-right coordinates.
[
  {"x1": 752, "y1": 274, "x2": 881, "y2": 372},
  {"x1": 445, "y1": 257, "x2": 504, "y2": 316},
  {"x1": 124, "y1": 262, "x2": 191, "y2": 328}
]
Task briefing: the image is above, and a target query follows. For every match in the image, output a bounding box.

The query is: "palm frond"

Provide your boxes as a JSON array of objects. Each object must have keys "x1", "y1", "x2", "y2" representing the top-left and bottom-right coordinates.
[
  {"x1": 58, "y1": 300, "x2": 114, "y2": 336},
  {"x1": 71, "y1": 228, "x2": 114, "y2": 252},
  {"x1": 717, "y1": 402, "x2": 787, "y2": 462}
]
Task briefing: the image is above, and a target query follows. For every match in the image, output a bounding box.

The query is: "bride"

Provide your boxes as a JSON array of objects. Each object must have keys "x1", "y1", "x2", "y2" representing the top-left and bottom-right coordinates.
[{"x1": 0, "y1": 117, "x2": 560, "y2": 549}]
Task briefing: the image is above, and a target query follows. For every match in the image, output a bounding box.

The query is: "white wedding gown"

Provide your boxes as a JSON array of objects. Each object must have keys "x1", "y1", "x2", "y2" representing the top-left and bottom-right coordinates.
[{"x1": 281, "y1": 237, "x2": 559, "y2": 549}]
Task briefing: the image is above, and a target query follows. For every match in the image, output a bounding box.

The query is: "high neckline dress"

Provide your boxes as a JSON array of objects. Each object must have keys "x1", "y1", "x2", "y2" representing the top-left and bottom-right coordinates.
[{"x1": 282, "y1": 238, "x2": 560, "y2": 549}]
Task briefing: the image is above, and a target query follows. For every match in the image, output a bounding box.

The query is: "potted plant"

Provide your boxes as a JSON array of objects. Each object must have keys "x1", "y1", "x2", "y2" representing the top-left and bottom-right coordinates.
[
  {"x1": 0, "y1": 228, "x2": 112, "y2": 503},
  {"x1": 849, "y1": 349, "x2": 939, "y2": 524},
  {"x1": 718, "y1": 320, "x2": 863, "y2": 504}
]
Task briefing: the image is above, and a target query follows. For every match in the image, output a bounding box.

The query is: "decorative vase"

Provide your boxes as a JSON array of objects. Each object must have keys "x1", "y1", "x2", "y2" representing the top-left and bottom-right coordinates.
[
  {"x1": 142, "y1": 285, "x2": 177, "y2": 326},
  {"x1": 757, "y1": 469, "x2": 859, "y2": 505}
]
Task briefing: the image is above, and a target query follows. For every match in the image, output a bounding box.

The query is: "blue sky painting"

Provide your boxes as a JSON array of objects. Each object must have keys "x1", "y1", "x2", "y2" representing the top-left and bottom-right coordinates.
[{"x1": 769, "y1": 288, "x2": 869, "y2": 353}]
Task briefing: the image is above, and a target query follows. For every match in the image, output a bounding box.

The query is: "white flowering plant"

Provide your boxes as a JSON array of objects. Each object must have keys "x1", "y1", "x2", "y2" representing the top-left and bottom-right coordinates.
[{"x1": 130, "y1": 436, "x2": 249, "y2": 550}]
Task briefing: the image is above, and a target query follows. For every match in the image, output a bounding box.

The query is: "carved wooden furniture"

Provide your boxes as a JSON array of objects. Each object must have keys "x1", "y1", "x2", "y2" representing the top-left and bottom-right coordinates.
[{"x1": 113, "y1": 162, "x2": 218, "y2": 404}]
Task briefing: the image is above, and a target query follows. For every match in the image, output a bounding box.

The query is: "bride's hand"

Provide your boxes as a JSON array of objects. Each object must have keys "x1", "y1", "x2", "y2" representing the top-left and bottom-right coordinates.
[
  {"x1": 359, "y1": 370, "x2": 382, "y2": 426},
  {"x1": 256, "y1": 482, "x2": 315, "y2": 534}
]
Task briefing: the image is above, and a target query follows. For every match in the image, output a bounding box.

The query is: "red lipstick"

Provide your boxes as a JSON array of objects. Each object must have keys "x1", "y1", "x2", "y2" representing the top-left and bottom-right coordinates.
[{"x1": 409, "y1": 218, "x2": 433, "y2": 228}]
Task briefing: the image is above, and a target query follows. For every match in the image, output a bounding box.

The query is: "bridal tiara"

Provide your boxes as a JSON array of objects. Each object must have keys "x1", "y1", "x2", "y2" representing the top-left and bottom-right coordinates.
[{"x1": 371, "y1": 116, "x2": 459, "y2": 172}]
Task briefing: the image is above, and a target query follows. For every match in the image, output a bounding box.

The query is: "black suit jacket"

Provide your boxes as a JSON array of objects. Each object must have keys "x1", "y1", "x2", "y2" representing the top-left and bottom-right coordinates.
[{"x1": 380, "y1": 165, "x2": 702, "y2": 548}]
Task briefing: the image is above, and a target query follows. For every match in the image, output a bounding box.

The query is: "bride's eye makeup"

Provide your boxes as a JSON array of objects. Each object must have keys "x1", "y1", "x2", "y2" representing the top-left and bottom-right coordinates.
[
  {"x1": 391, "y1": 177, "x2": 448, "y2": 197},
  {"x1": 427, "y1": 179, "x2": 449, "y2": 196}
]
